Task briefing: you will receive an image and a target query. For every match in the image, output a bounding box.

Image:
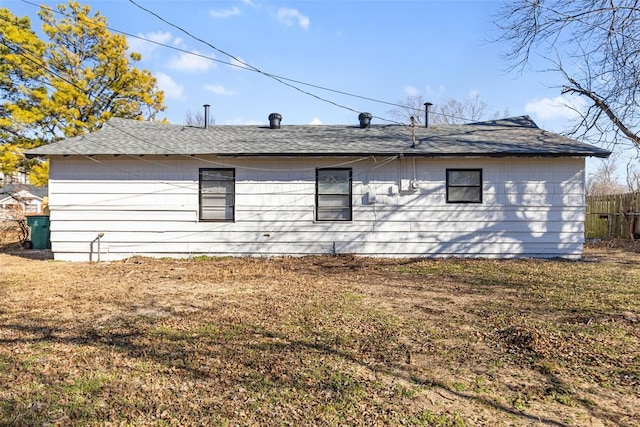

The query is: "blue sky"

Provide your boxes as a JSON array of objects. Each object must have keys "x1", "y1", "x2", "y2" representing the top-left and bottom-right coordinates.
[
  {"x1": 3, "y1": 0, "x2": 586, "y2": 128},
  {"x1": 5, "y1": 0, "x2": 623, "y2": 177}
]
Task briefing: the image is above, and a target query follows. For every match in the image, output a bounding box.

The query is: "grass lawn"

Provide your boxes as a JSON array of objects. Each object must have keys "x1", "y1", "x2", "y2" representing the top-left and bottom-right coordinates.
[{"x1": 0, "y1": 243, "x2": 639, "y2": 426}]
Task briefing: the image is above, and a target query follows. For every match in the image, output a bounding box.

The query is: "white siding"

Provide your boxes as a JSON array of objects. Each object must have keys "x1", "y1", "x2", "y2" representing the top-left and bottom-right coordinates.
[{"x1": 47, "y1": 155, "x2": 587, "y2": 261}]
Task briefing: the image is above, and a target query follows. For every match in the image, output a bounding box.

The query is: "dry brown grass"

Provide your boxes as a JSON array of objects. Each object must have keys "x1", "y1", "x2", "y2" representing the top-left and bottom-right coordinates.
[{"x1": 1, "y1": 224, "x2": 639, "y2": 426}]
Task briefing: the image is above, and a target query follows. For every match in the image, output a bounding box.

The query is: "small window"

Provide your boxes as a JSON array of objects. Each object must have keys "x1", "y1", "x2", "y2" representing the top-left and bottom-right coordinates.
[
  {"x1": 200, "y1": 168, "x2": 235, "y2": 221},
  {"x1": 446, "y1": 169, "x2": 482, "y2": 203},
  {"x1": 316, "y1": 168, "x2": 352, "y2": 221}
]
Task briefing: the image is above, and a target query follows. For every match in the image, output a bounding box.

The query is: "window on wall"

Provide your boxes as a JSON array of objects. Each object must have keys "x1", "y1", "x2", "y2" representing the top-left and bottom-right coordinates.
[
  {"x1": 446, "y1": 169, "x2": 483, "y2": 203},
  {"x1": 316, "y1": 168, "x2": 352, "y2": 221},
  {"x1": 199, "y1": 168, "x2": 235, "y2": 221}
]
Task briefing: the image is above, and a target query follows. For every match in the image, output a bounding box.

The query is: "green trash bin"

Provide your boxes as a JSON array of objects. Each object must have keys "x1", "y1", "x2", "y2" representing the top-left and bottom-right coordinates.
[{"x1": 26, "y1": 215, "x2": 51, "y2": 249}]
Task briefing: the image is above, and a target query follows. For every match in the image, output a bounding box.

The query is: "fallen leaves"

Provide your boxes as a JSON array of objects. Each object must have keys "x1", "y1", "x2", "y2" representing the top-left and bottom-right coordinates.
[{"x1": 0, "y1": 242, "x2": 639, "y2": 425}]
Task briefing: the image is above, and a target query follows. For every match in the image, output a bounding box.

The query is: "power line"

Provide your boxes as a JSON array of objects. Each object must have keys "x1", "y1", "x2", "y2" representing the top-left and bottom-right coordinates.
[
  {"x1": 1, "y1": 5, "x2": 415, "y2": 232},
  {"x1": 5, "y1": 0, "x2": 495, "y2": 170},
  {"x1": 1, "y1": 34, "x2": 394, "y2": 178},
  {"x1": 18, "y1": 0, "x2": 406, "y2": 123},
  {"x1": 127, "y1": 0, "x2": 482, "y2": 123},
  {"x1": 1, "y1": 4, "x2": 501, "y2": 244},
  {"x1": 0, "y1": 36, "x2": 76, "y2": 94},
  {"x1": 127, "y1": 0, "x2": 405, "y2": 125},
  {"x1": 17, "y1": 0, "x2": 474, "y2": 124},
  {"x1": 0, "y1": 17, "x2": 396, "y2": 175},
  {"x1": 2, "y1": 2, "x2": 493, "y2": 213}
]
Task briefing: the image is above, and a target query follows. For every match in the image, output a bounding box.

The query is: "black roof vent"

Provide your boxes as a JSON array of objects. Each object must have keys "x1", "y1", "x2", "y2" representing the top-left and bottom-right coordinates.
[
  {"x1": 203, "y1": 104, "x2": 210, "y2": 129},
  {"x1": 424, "y1": 102, "x2": 433, "y2": 128},
  {"x1": 268, "y1": 113, "x2": 282, "y2": 129},
  {"x1": 358, "y1": 112, "x2": 372, "y2": 128}
]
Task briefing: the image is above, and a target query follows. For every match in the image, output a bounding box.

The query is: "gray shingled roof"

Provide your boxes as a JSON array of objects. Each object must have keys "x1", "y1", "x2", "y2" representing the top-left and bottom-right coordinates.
[{"x1": 25, "y1": 115, "x2": 611, "y2": 158}]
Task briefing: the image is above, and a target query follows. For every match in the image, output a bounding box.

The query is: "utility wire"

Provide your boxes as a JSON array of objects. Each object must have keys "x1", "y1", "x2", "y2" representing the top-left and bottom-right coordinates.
[
  {"x1": 126, "y1": 0, "x2": 406, "y2": 125},
  {"x1": 2, "y1": 2, "x2": 502, "y2": 244},
  {"x1": 0, "y1": 23, "x2": 391, "y2": 176},
  {"x1": 0, "y1": 36, "x2": 75, "y2": 93},
  {"x1": 2, "y1": 3, "x2": 498, "y2": 206},
  {"x1": 1, "y1": 4, "x2": 420, "y2": 237},
  {"x1": 6, "y1": 0, "x2": 500, "y2": 171},
  {"x1": 18, "y1": 0, "x2": 405, "y2": 124},
  {"x1": 128, "y1": 0, "x2": 480, "y2": 123},
  {"x1": 17, "y1": 0, "x2": 474, "y2": 124},
  {"x1": 1, "y1": 32, "x2": 392, "y2": 180},
  {"x1": 0, "y1": 40, "x2": 379, "y2": 174}
]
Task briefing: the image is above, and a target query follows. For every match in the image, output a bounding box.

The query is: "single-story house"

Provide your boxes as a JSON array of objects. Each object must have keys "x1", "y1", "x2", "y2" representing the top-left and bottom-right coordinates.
[
  {"x1": 0, "y1": 189, "x2": 45, "y2": 215},
  {"x1": 26, "y1": 113, "x2": 610, "y2": 262}
]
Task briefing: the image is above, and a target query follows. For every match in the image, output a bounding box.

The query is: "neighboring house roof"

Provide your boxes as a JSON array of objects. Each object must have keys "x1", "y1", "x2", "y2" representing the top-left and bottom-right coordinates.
[
  {"x1": 0, "y1": 190, "x2": 43, "y2": 205},
  {"x1": 25, "y1": 115, "x2": 611, "y2": 158},
  {"x1": 0, "y1": 184, "x2": 48, "y2": 200}
]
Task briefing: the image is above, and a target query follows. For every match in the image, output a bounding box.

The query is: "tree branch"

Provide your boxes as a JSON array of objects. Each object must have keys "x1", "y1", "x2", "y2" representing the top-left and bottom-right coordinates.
[{"x1": 562, "y1": 78, "x2": 640, "y2": 148}]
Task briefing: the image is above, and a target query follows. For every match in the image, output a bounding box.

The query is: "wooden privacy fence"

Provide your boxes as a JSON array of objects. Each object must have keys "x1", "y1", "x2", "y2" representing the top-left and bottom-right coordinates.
[{"x1": 586, "y1": 192, "x2": 640, "y2": 239}]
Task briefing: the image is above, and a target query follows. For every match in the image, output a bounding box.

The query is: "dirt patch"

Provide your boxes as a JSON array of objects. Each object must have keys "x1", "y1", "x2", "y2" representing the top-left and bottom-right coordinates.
[
  {"x1": 585, "y1": 239, "x2": 640, "y2": 257},
  {"x1": 586, "y1": 238, "x2": 640, "y2": 253},
  {"x1": 0, "y1": 220, "x2": 52, "y2": 259},
  {"x1": 1, "y1": 226, "x2": 639, "y2": 425},
  {"x1": 584, "y1": 238, "x2": 640, "y2": 263}
]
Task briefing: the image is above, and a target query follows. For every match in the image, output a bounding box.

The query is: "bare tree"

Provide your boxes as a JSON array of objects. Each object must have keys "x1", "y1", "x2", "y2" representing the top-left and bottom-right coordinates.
[
  {"x1": 389, "y1": 93, "x2": 508, "y2": 125},
  {"x1": 389, "y1": 95, "x2": 426, "y2": 125},
  {"x1": 586, "y1": 157, "x2": 627, "y2": 196},
  {"x1": 626, "y1": 162, "x2": 640, "y2": 192},
  {"x1": 436, "y1": 96, "x2": 509, "y2": 125},
  {"x1": 496, "y1": 1, "x2": 640, "y2": 152},
  {"x1": 184, "y1": 109, "x2": 215, "y2": 127}
]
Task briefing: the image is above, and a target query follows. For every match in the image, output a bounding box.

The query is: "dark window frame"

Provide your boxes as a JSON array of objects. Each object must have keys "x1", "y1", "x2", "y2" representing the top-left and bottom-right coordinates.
[
  {"x1": 316, "y1": 168, "x2": 353, "y2": 221},
  {"x1": 446, "y1": 168, "x2": 483, "y2": 203},
  {"x1": 199, "y1": 168, "x2": 235, "y2": 222}
]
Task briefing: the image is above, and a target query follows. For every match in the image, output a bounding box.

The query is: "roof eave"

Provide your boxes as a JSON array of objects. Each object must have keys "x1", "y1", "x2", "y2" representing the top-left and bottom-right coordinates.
[{"x1": 29, "y1": 150, "x2": 611, "y2": 158}]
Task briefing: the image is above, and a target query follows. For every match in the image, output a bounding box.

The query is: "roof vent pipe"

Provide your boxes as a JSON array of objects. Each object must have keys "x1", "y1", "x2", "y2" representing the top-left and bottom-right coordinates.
[
  {"x1": 268, "y1": 113, "x2": 282, "y2": 129},
  {"x1": 424, "y1": 102, "x2": 433, "y2": 128},
  {"x1": 358, "y1": 112, "x2": 372, "y2": 128},
  {"x1": 203, "y1": 104, "x2": 210, "y2": 129}
]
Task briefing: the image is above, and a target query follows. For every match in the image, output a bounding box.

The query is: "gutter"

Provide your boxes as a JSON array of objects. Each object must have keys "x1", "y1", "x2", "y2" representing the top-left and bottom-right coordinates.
[{"x1": 26, "y1": 150, "x2": 611, "y2": 159}]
